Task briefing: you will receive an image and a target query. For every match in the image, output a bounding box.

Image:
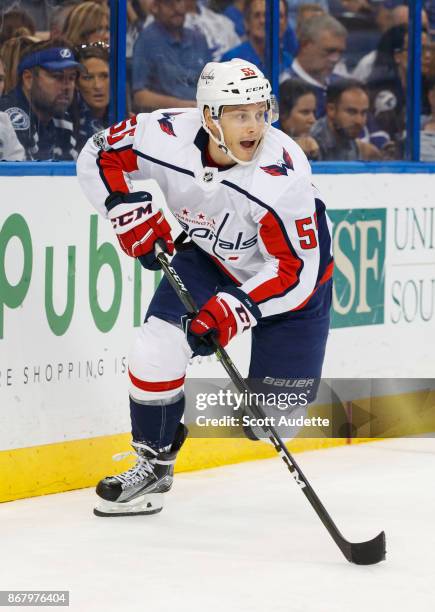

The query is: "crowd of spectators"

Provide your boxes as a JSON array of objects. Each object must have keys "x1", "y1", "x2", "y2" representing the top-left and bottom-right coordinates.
[
  {"x1": 0, "y1": 2, "x2": 111, "y2": 160},
  {"x1": 0, "y1": 0, "x2": 434, "y2": 161}
]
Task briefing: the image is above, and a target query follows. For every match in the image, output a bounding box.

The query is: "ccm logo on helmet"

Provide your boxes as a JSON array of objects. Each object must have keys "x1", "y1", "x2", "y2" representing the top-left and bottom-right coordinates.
[
  {"x1": 110, "y1": 204, "x2": 153, "y2": 229},
  {"x1": 245, "y1": 86, "x2": 266, "y2": 93}
]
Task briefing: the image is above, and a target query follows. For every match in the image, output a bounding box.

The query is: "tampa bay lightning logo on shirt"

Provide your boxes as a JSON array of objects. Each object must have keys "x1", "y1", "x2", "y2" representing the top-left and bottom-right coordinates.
[
  {"x1": 158, "y1": 112, "x2": 183, "y2": 137},
  {"x1": 5, "y1": 107, "x2": 30, "y2": 131},
  {"x1": 261, "y1": 147, "x2": 294, "y2": 176}
]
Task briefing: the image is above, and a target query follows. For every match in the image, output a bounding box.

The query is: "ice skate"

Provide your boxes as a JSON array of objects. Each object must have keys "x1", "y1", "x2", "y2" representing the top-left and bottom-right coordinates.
[{"x1": 94, "y1": 424, "x2": 188, "y2": 517}]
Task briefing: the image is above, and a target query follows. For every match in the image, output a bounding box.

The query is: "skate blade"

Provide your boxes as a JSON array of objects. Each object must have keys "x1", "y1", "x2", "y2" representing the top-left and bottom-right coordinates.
[{"x1": 93, "y1": 493, "x2": 164, "y2": 517}]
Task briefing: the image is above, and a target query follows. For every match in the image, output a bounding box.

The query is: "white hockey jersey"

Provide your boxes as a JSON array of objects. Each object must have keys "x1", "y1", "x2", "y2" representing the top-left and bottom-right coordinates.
[{"x1": 77, "y1": 108, "x2": 333, "y2": 318}]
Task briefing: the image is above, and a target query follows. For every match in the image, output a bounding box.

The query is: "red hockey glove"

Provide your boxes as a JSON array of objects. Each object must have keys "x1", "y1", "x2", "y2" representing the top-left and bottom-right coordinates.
[
  {"x1": 186, "y1": 287, "x2": 261, "y2": 357},
  {"x1": 106, "y1": 191, "x2": 174, "y2": 270}
]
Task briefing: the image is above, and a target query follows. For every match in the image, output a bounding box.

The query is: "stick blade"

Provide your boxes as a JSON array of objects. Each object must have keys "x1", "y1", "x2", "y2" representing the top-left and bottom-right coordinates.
[{"x1": 348, "y1": 531, "x2": 386, "y2": 565}]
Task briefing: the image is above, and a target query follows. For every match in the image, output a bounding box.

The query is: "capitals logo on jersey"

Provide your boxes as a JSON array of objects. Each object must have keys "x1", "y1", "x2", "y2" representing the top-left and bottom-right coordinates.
[
  {"x1": 260, "y1": 147, "x2": 294, "y2": 176},
  {"x1": 158, "y1": 112, "x2": 184, "y2": 137}
]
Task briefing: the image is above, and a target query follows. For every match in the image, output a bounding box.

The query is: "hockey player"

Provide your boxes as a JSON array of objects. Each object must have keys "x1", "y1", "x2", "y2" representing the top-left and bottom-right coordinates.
[{"x1": 77, "y1": 59, "x2": 333, "y2": 517}]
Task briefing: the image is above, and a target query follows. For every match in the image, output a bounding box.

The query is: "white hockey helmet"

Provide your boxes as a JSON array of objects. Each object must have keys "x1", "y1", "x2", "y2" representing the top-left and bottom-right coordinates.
[{"x1": 196, "y1": 59, "x2": 278, "y2": 165}]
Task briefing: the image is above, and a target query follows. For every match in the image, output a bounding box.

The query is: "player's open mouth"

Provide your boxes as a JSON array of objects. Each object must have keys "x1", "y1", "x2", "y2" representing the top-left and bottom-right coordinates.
[{"x1": 240, "y1": 140, "x2": 256, "y2": 150}]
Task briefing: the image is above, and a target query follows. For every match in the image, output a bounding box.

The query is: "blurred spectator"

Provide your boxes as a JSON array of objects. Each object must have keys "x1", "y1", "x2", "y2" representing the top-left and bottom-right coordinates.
[
  {"x1": 425, "y1": 0, "x2": 435, "y2": 35},
  {"x1": 332, "y1": 0, "x2": 372, "y2": 16},
  {"x1": 353, "y1": 4, "x2": 429, "y2": 81},
  {"x1": 1, "y1": 1, "x2": 64, "y2": 32},
  {"x1": 219, "y1": 0, "x2": 298, "y2": 58},
  {"x1": 49, "y1": 2, "x2": 80, "y2": 39},
  {"x1": 128, "y1": 0, "x2": 152, "y2": 24},
  {"x1": 127, "y1": 0, "x2": 152, "y2": 57},
  {"x1": 287, "y1": 0, "x2": 330, "y2": 30},
  {"x1": 422, "y1": 76, "x2": 435, "y2": 131},
  {"x1": 74, "y1": 43, "x2": 109, "y2": 150},
  {"x1": 295, "y1": 3, "x2": 326, "y2": 39},
  {"x1": 311, "y1": 78, "x2": 381, "y2": 160},
  {"x1": 184, "y1": 0, "x2": 240, "y2": 61},
  {"x1": 62, "y1": 1, "x2": 110, "y2": 47},
  {"x1": 280, "y1": 14, "x2": 348, "y2": 117},
  {"x1": 0, "y1": 39, "x2": 80, "y2": 160},
  {"x1": 0, "y1": 58, "x2": 5, "y2": 97},
  {"x1": 0, "y1": 111, "x2": 25, "y2": 160},
  {"x1": 0, "y1": 35, "x2": 41, "y2": 94},
  {"x1": 367, "y1": 25, "x2": 432, "y2": 144},
  {"x1": 0, "y1": 9, "x2": 36, "y2": 47},
  {"x1": 221, "y1": 0, "x2": 292, "y2": 79},
  {"x1": 279, "y1": 78, "x2": 320, "y2": 159},
  {"x1": 421, "y1": 77, "x2": 435, "y2": 160},
  {"x1": 132, "y1": 0, "x2": 211, "y2": 111},
  {"x1": 221, "y1": 0, "x2": 245, "y2": 37},
  {"x1": 139, "y1": 1, "x2": 238, "y2": 60},
  {"x1": 332, "y1": 1, "x2": 382, "y2": 72}
]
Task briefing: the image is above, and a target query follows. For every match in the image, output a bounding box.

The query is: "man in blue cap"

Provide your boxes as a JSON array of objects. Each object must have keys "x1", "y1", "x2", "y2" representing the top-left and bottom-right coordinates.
[{"x1": 0, "y1": 38, "x2": 81, "y2": 160}]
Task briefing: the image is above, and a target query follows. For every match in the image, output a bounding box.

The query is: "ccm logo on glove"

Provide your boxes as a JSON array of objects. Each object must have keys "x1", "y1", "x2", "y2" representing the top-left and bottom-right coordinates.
[
  {"x1": 110, "y1": 203, "x2": 153, "y2": 229},
  {"x1": 105, "y1": 191, "x2": 174, "y2": 270}
]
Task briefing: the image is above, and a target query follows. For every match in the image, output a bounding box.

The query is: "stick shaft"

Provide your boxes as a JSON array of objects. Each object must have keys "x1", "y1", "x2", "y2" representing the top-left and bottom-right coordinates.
[{"x1": 155, "y1": 248, "x2": 385, "y2": 564}]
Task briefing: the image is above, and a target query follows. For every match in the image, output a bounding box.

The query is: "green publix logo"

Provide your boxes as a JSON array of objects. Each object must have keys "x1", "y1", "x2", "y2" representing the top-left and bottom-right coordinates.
[
  {"x1": 1, "y1": 208, "x2": 433, "y2": 338},
  {"x1": 0, "y1": 214, "x2": 157, "y2": 339}
]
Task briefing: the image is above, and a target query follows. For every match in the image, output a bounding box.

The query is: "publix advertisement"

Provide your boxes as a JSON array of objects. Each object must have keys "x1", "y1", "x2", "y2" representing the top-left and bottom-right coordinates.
[{"x1": 0, "y1": 173, "x2": 434, "y2": 450}]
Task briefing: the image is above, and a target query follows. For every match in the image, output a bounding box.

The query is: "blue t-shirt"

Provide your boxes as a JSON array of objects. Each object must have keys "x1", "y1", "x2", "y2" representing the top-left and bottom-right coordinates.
[
  {"x1": 223, "y1": 6, "x2": 298, "y2": 57},
  {"x1": 222, "y1": 5, "x2": 245, "y2": 37},
  {"x1": 221, "y1": 40, "x2": 293, "y2": 80},
  {"x1": 132, "y1": 21, "x2": 212, "y2": 99}
]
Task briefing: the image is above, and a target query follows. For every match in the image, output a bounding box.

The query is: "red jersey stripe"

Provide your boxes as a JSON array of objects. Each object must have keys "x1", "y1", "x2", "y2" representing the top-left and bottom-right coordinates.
[
  {"x1": 249, "y1": 211, "x2": 303, "y2": 304},
  {"x1": 98, "y1": 146, "x2": 139, "y2": 194},
  {"x1": 319, "y1": 260, "x2": 334, "y2": 285},
  {"x1": 129, "y1": 370, "x2": 185, "y2": 392}
]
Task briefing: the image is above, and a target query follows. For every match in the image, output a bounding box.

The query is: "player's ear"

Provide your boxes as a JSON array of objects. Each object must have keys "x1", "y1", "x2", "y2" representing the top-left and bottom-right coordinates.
[{"x1": 203, "y1": 106, "x2": 215, "y2": 130}]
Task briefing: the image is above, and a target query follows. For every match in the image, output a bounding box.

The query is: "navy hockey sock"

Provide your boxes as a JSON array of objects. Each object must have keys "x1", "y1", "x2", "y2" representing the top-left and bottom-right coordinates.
[{"x1": 130, "y1": 394, "x2": 185, "y2": 450}]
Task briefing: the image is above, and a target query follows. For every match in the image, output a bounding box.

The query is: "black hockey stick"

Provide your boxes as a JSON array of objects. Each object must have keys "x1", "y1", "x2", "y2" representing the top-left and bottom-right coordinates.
[{"x1": 154, "y1": 244, "x2": 386, "y2": 565}]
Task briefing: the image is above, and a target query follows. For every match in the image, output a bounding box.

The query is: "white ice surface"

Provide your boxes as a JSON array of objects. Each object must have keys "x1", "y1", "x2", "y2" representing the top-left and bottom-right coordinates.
[{"x1": 0, "y1": 438, "x2": 434, "y2": 612}]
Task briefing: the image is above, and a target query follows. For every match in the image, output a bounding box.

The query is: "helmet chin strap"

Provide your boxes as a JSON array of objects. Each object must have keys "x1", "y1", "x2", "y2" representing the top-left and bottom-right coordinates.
[{"x1": 203, "y1": 116, "x2": 270, "y2": 167}]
